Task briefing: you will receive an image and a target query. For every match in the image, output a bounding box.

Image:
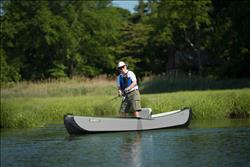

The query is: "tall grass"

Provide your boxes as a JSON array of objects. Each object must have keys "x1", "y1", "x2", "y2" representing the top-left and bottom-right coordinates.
[
  {"x1": 1, "y1": 77, "x2": 116, "y2": 98},
  {"x1": 141, "y1": 76, "x2": 250, "y2": 93},
  {"x1": 143, "y1": 89, "x2": 250, "y2": 120},
  {"x1": 1, "y1": 77, "x2": 250, "y2": 128},
  {"x1": 1, "y1": 89, "x2": 249, "y2": 128},
  {"x1": 1, "y1": 96, "x2": 121, "y2": 128}
]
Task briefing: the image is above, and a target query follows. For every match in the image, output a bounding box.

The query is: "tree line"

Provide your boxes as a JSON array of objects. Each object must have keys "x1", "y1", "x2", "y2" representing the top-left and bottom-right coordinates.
[{"x1": 1, "y1": 0, "x2": 250, "y2": 82}]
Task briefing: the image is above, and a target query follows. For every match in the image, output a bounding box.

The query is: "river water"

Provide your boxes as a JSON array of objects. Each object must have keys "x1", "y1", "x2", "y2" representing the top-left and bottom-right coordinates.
[{"x1": 1, "y1": 120, "x2": 250, "y2": 167}]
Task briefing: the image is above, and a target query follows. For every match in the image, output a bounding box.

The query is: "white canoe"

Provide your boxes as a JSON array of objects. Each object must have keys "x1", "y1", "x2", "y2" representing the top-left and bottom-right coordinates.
[{"x1": 64, "y1": 108, "x2": 192, "y2": 135}]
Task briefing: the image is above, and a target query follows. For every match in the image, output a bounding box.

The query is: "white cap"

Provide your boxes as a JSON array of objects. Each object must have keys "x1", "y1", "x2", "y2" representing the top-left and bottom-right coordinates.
[{"x1": 117, "y1": 61, "x2": 126, "y2": 68}]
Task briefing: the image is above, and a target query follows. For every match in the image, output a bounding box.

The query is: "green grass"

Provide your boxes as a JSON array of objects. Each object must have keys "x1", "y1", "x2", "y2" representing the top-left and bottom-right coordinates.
[
  {"x1": 144, "y1": 89, "x2": 250, "y2": 120},
  {"x1": 1, "y1": 96, "x2": 121, "y2": 128},
  {"x1": 1, "y1": 77, "x2": 116, "y2": 98},
  {"x1": 141, "y1": 76, "x2": 250, "y2": 93},
  {"x1": 1, "y1": 77, "x2": 250, "y2": 128},
  {"x1": 1, "y1": 89, "x2": 249, "y2": 128}
]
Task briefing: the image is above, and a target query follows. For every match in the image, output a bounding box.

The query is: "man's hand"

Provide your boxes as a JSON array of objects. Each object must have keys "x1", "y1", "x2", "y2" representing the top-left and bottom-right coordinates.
[
  {"x1": 118, "y1": 90, "x2": 123, "y2": 96},
  {"x1": 124, "y1": 87, "x2": 130, "y2": 94}
]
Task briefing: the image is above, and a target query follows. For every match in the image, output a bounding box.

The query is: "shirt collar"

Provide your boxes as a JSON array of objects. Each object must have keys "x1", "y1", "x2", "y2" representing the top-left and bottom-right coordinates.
[{"x1": 121, "y1": 70, "x2": 128, "y2": 76}]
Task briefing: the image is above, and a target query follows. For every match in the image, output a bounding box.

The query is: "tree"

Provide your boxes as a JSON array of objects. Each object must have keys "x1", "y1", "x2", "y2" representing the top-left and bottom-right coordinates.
[
  {"x1": 146, "y1": 0, "x2": 213, "y2": 75},
  {"x1": 0, "y1": 49, "x2": 21, "y2": 83},
  {"x1": 210, "y1": 0, "x2": 250, "y2": 78},
  {"x1": 1, "y1": 0, "x2": 123, "y2": 80},
  {"x1": 114, "y1": 0, "x2": 154, "y2": 78},
  {"x1": 1, "y1": 0, "x2": 249, "y2": 82}
]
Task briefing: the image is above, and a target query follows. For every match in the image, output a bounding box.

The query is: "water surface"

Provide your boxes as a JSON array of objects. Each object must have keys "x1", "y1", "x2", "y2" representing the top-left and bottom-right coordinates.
[{"x1": 1, "y1": 120, "x2": 250, "y2": 167}]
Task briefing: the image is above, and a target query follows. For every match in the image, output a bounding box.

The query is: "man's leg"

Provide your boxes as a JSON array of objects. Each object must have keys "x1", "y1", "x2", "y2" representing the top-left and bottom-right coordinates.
[
  {"x1": 120, "y1": 99, "x2": 129, "y2": 117},
  {"x1": 134, "y1": 111, "x2": 139, "y2": 118},
  {"x1": 131, "y1": 91, "x2": 141, "y2": 118},
  {"x1": 132, "y1": 100, "x2": 141, "y2": 118}
]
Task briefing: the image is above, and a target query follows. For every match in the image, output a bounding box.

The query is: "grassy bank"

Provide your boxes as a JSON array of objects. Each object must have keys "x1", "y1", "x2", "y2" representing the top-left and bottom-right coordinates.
[
  {"x1": 1, "y1": 77, "x2": 116, "y2": 98},
  {"x1": 144, "y1": 89, "x2": 250, "y2": 119},
  {"x1": 141, "y1": 76, "x2": 250, "y2": 93},
  {"x1": 2, "y1": 76, "x2": 250, "y2": 97},
  {"x1": 1, "y1": 89, "x2": 250, "y2": 128},
  {"x1": 1, "y1": 77, "x2": 250, "y2": 128},
  {"x1": 1, "y1": 96, "x2": 120, "y2": 128}
]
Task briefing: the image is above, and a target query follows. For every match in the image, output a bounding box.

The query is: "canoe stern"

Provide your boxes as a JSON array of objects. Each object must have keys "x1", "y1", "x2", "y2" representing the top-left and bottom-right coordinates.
[{"x1": 180, "y1": 107, "x2": 192, "y2": 127}]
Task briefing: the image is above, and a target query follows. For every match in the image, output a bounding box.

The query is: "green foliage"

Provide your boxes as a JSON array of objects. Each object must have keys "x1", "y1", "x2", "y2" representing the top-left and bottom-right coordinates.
[
  {"x1": 1, "y1": 0, "x2": 122, "y2": 80},
  {"x1": 145, "y1": 0, "x2": 213, "y2": 74},
  {"x1": 0, "y1": 49, "x2": 21, "y2": 83},
  {"x1": 47, "y1": 63, "x2": 67, "y2": 78},
  {"x1": 115, "y1": 17, "x2": 153, "y2": 77},
  {"x1": 208, "y1": 0, "x2": 250, "y2": 78},
  {"x1": 1, "y1": 0, "x2": 250, "y2": 82}
]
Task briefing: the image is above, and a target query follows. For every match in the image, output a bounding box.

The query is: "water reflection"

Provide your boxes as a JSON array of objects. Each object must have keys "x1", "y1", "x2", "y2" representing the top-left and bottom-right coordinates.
[{"x1": 120, "y1": 132, "x2": 142, "y2": 167}]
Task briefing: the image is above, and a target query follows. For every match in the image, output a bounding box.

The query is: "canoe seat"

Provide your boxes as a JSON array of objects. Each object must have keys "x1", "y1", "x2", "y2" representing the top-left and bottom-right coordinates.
[{"x1": 139, "y1": 108, "x2": 152, "y2": 119}]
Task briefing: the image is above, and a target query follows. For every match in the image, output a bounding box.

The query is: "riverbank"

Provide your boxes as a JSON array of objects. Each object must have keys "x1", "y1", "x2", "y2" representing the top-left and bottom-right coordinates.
[
  {"x1": 1, "y1": 88, "x2": 250, "y2": 128},
  {"x1": 1, "y1": 77, "x2": 250, "y2": 128},
  {"x1": 2, "y1": 76, "x2": 250, "y2": 97},
  {"x1": 1, "y1": 77, "x2": 116, "y2": 98}
]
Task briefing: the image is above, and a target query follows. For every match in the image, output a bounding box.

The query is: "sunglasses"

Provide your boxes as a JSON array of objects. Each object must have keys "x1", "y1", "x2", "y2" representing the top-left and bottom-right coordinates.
[{"x1": 118, "y1": 66, "x2": 125, "y2": 70}]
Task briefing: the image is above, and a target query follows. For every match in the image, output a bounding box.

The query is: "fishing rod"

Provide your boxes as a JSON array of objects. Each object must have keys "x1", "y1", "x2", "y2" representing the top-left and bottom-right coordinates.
[
  {"x1": 109, "y1": 96, "x2": 120, "y2": 101},
  {"x1": 98, "y1": 95, "x2": 121, "y2": 107}
]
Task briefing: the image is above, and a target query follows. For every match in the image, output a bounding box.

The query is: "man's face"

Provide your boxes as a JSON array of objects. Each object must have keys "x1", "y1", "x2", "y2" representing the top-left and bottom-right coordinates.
[{"x1": 118, "y1": 65, "x2": 127, "y2": 74}]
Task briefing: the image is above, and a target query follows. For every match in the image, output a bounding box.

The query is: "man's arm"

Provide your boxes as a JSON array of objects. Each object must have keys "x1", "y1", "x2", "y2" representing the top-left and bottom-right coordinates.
[
  {"x1": 125, "y1": 71, "x2": 137, "y2": 92},
  {"x1": 126, "y1": 80, "x2": 137, "y2": 91}
]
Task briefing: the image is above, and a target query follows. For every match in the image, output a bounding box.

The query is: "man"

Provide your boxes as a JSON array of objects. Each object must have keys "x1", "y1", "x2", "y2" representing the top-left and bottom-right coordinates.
[{"x1": 116, "y1": 61, "x2": 141, "y2": 118}]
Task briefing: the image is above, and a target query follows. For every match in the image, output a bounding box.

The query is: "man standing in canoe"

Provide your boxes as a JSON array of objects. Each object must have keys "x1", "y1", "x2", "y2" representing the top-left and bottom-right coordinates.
[{"x1": 117, "y1": 61, "x2": 141, "y2": 118}]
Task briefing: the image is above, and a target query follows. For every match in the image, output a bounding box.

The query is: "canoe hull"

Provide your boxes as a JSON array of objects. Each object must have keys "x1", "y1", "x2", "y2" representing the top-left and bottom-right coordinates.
[{"x1": 64, "y1": 108, "x2": 192, "y2": 135}]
